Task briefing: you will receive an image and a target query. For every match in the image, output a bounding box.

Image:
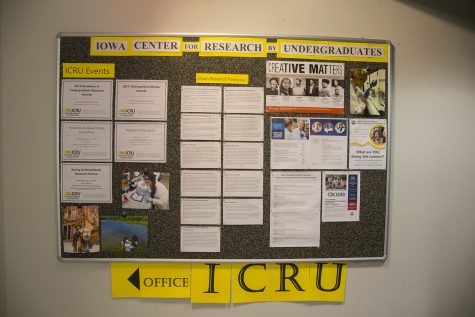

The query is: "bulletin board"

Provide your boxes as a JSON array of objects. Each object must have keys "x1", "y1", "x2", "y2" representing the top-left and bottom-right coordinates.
[{"x1": 56, "y1": 33, "x2": 392, "y2": 262}]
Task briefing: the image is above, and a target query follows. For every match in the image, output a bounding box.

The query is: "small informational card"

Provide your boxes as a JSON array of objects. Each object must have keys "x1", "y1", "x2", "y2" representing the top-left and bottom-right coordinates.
[
  {"x1": 61, "y1": 121, "x2": 112, "y2": 162},
  {"x1": 223, "y1": 199, "x2": 263, "y2": 225},
  {"x1": 223, "y1": 87, "x2": 264, "y2": 113},
  {"x1": 115, "y1": 80, "x2": 168, "y2": 120},
  {"x1": 223, "y1": 142, "x2": 263, "y2": 169},
  {"x1": 181, "y1": 142, "x2": 221, "y2": 169},
  {"x1": 322, "y1": 171, "x2": 360, "y2": 222},
  {"x1": 180, "y1": 226, "x2": 221, "y2": 252},
  {"x1": 181, "y1": 113, "x2": 222, "y2": 140},
  {"x1": 181, "y1": 198, "x2": 221, "y2": 225},
  {"x1": 61, "y1": 79, "x2": 113, "y2": 119},
  {"x1": 223, "y1": 170, "x2": 263, "y2": 197},
  {"x1": 265, "y1": 61, "x2": 344, "y2": 114},
  {"x1": 61, "y1": 163, "x2": 112, "y2": 203},
  {"x1": 270, "y1": 171, "x2": 321, "y2": 247},
  {"x1": 271, "y1": 117, "x2": 347, "y2": 169},
  {"x1": 115, "y1": 122, "x2": 166, "y2": 163},
  {"x1": 349, "y1": 118, "x2": 387, "y2": 169},
  {"x1": 181, "y1": 86, "x2": 222, "y2": 113},
  {"x1": 223, "y1": 114, "x2": 264, "y2": 141},
  {"x1": 181, "y1": 170, "x2": 221, "y2": 197}
]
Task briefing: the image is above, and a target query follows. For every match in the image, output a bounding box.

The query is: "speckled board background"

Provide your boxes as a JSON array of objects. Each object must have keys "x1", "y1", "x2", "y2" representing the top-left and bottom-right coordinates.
[{"x1": 58, "y1": 35, "x2": 390, "y2": 261}]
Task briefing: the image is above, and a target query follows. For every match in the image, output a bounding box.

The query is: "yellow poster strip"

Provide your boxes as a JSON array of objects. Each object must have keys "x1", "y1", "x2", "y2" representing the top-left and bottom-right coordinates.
[
  {"x1": 110, "y1": 263, "x2": 142, "y2": 298},
  {"x1": 62, "y1": 63, "x2": 115, "y2": 78},
  {"x1": 191, "y1": 263, "x2": 231, "y2": 303},
  {"x1": 277, "y1": 39, "x2": 389, "y2": 62},
  {"x1": 267, "y1": 42, "x2": 277, "y2": 54},
  {"x1": 183, "y1": 41, "x2": 200, "y2": 52},
  {"x1": 90, "y1": 36, "x2": 183, "y2": 56},
  {"x1": 308, "y1": 263, "x2": 347, "y2": 302},
  {"x1": 268, "y1": 263, "x2": 313, "y2": 302},
  {"x1": 196, "y1": 73, "x2": 249, "y2": 85},
  {"x1": 139, "y1": 263, "x2": 191, "y2": 298},
  {"x1": 231, "y1": 263, "x2": 272, "y2": 303},
  {"x1": 111, "y1": 262, "x2": 347, "y2": 302},
  {"x1": 110, "y1": 263, "x2": 191, "y2": 298},
  {"x1": 199, "y1": 37, "x2": 267, "y2": 57}
]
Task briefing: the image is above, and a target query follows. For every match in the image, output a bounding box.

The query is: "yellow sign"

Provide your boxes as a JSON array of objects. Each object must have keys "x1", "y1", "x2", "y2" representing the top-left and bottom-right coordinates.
[
  {"x1": 231, "y1": 263, "x2": 272, "y2": 303},
  {"x1": 199, "y1": 37, "x2": 267, "y2": 57},
  {"x1": 111, "y1": 263, "x2": 191, "y2": 298},
  {"x1": 267, "y1": 42, "x2": 277, "y2": 54},
  {"x1": 110, "y1": 263, "x2": 142, "y2": 298},
  {"x1": 111, "y1": 262, "x2": 347, "y2": 302},
  {"x1": 62, "y1": 63, "x2": 115, "y2": 78},
  {"x1": 277, "y1": 39, "x2": 389, "y2": 62},
  {"x1": 183, "y1": 42, "x2": 200, "y2": 52},
  {"x1": 308, "y1": 263, "x2": 347, "y2": 302},
  {"x1": 90, "y1": 37, "x2": 183, "y2": 56},
  {"x1": 269, "y1": 263, "x2": 313, "y2": 301},
  {"x1": 196, "y1": 73, "x2": 249, "y2": 85},
  {"x1": 191, "y1": 263, "x2": 231, "y2": 303}
]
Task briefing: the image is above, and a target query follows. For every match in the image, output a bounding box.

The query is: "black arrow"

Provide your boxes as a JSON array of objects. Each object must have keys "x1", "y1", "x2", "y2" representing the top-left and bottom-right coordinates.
[{"x1": 128, "y1": 268, "x2": 140, "y2": 290}]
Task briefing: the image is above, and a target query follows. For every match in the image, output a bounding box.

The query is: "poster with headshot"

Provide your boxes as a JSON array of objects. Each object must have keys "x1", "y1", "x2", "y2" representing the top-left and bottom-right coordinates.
[
  {"x1": 349, "y1": 118, "x2": 387, "y2": 169},
  {"x1": 266, "y1": 61, "x2": 344, "y2": 114},
  {"x1": 271, "y1": 117, "x2": 347, "y2": 169}
]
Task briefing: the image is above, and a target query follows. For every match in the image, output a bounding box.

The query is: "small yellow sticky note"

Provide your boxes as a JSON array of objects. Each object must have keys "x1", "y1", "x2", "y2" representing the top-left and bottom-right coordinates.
[
  {"x1": 196, "y1": 73, "x2": 249, "y2": 85},
  {"x1": 110, "y1": 263, "x2": 142, "y2": 298},
  {"x1": 308, "y1": 263, "x2": 347, "y2": 302},
  {"x1": 139, "y1": 263, "x2": 191, "y2": 298},
  {"x1": 269, "y1": 263, "x2": 313, "y2": 302},
  {"x1": 62, "y1": 63, "x2": 115, "y2": 78},
  {"x1": 191, "y1": 263, "x2": 231, "y2": 303},
  {"x1": 231, "y1": 263, "x2": 272, "y2": 303}
]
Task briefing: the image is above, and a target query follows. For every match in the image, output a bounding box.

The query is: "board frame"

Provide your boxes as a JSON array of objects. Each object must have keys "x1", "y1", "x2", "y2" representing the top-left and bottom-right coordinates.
[{"x1": 56, "y1": 33, "x2": 392, "y2": 262}]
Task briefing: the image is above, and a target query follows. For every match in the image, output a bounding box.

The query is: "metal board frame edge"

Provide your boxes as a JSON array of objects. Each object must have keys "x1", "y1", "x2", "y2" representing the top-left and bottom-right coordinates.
[{"x1": 56, "y1": 33, "x2": 393, "y2": 263}]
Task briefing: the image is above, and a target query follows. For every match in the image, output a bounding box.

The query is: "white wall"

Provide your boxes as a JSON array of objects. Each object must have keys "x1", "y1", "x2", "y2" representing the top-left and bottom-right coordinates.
[{"x1": 1, "y1": 0, "x2": 474, "y2": 316}]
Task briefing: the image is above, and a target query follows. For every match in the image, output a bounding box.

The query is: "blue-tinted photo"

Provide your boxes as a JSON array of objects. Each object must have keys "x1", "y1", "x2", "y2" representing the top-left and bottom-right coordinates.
[{"x1": 101, "y1": 215, "x2": 148, "y2": 253}]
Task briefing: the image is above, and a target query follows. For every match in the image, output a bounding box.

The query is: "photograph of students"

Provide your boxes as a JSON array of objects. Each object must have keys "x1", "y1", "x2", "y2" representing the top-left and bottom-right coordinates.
[
  {"x1": 265, "y1": 77, "x2": 279, "y2": 95},
  {"x1": 305, "y1": 79, "x2": 319, "y2": 96},
  {"x1": 284, "y1": 118, "x2": 308, "y2": 140},
  {"x1": 121, "y1": 171, "x2": 170, "y2": 210},
  {"x1": 331, "y1": 79, "x2": 344, "y2": 97},
  {"x1": 320, "y1": 79, "x2": 331, "y2": 97},
  {"x1": 279, "y1": 78, "x2": 293, "y2": 95},
  {"x1": 349, "y1": 68, "x2": 379, "y2": 115},
  {"x1": 292, "y1": 78, "x2": 306, "y2": 96},
  {"x1": 284, "y1": 118, "x2": 298, "y2": 140}
]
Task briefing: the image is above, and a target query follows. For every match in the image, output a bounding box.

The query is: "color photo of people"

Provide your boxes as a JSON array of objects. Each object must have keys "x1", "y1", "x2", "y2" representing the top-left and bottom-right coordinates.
[
  {"x1": 349, "y1": 67, "x2": 386, "y2": 116},
  {"x1": 325, "y1": 174, "x2": 347, "y2": 191},
  {"x1": 370, "y1": 125, "x2": 387, "y2": 145},
  {"x1": 265, "y1": 77, "x2": 343, "y2": 98},
  {"x1": 100, "y1": 215, "x2": 149, "y2": 253},
  {"x1": 62, "y1": 205, "x2": 100, "y2": 253},
  {"x1": 271, "y1": 117, "x2": 309, "y2": 140},
  {"x1": 121, "y1": 171, "x2": 170, "y2": 210}
]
